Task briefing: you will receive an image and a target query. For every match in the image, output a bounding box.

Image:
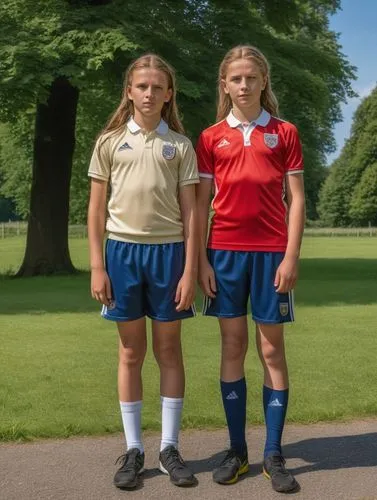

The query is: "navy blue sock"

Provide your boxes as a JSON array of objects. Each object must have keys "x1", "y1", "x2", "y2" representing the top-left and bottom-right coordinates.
[
  {"x1": 220, "y1": 378, "x2": 247, "y2": 454},
  {"x1": 263, "y1": 385, "x2": 289, "y2": 457}
]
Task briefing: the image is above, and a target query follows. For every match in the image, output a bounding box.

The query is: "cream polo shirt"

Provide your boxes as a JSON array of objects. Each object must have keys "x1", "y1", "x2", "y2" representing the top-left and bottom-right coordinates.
[{"x1": 88, "y1": 118, "x2": 199, "y2": 244}]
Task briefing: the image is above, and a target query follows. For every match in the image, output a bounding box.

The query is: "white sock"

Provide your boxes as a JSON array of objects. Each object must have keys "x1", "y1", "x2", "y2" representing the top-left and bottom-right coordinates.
[
  {"x1": 119, "y1": 401, "x2": 144, "y2": 454},
  {"x1": 160, "y1": 396, "x2": 184, "y2": 452}
]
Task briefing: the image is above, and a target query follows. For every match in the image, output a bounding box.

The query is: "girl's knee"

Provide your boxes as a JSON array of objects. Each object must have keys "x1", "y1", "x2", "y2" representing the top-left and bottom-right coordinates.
[
  {"x1": 260, "y1": 342, "x2": 286, "y2": 368},
  {"x1": 153, "y1": 342, "x2": 182, "y2": 368},
  {"x1": 119, "y1": 343, "x2": 146, "y2": 368},
  {"x1": 222, "y1": 336, "x2": 248, "y2": 362}
]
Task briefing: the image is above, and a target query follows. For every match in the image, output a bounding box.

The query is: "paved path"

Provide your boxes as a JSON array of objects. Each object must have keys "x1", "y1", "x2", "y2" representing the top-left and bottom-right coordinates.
[{"x1": 1, "y1": 420, "x2": 377, "y2": 500}]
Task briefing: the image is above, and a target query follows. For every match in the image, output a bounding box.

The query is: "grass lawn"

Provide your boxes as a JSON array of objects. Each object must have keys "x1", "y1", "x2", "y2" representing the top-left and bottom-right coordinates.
[{"x1": 0, "y1": 236, "x2": 376, "y2": 441}]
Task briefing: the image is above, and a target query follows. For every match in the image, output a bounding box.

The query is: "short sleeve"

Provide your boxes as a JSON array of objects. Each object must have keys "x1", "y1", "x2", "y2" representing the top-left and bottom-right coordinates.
[
  {"x1": 88, "y1": 136, "x2": 111, "y2": 181},
  {"x1": 178, "y1": 140, "x2": 199, "y2": 186},
  {"x1": 196, "y1": 132, "x2": 214, "y2": 178},
  {"x1": 283, "y1": 124, "x2": 304, "y2": 175}
]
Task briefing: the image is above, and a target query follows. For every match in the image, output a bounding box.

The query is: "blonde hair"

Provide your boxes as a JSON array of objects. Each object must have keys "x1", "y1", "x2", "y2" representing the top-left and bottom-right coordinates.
[
  {"x1": 217, "y1": 45, "x2": 279, "y2": 122},
  {"x1": 99, "y1": 53, "x2": 184, "y2": 141}
]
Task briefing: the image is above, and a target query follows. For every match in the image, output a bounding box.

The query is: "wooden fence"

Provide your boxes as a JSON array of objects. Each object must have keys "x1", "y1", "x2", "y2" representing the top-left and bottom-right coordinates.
[
  {"x1": 0, "y1": 222, "x2": 88, "y2": 239},
  {"x1": 0, "y1": 222, "x2": 376, "y2": 239}
]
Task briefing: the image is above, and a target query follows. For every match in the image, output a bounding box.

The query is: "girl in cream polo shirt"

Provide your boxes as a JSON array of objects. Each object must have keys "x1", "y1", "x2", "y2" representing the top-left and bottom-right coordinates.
[{"x1": 88, "y1": 54, "x2": 198, "y2": 489}]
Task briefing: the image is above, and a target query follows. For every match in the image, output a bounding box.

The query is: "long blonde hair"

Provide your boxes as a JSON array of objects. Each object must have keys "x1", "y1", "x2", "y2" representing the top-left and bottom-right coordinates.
[
  {"x1": 217, "y1": 45, "x2": 279, "y2": 122},
  {"x1": 100, "y1": 53, "x2": 184, "y2": 140}
]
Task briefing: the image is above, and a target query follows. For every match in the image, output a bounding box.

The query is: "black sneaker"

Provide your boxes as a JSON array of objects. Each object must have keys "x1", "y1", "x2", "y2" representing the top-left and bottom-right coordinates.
[
  {"x1": 113, "y1": 448, "x2": 145, "y2": 489},
  {"x1": 263, "y1": 453, "x2": 299, "y2": 493},
  {"x1": 159, "y1": 445, "x2": 196, "y2": 486},
  {"x1": 212, "y1": 448, "x2": 249, "y2": 484}
]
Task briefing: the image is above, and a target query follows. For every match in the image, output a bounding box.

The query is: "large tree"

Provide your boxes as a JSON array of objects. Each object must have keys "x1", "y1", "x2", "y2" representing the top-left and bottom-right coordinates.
[
  {"x1": 1, "y1": 0, "x2": 135, "y2": 275},
  {"x1": 0, "y1": 0, "x2": 356, "y2": 274},
  {"x1": 0, "y1": 0, "x2": 217, "y2": 275}
]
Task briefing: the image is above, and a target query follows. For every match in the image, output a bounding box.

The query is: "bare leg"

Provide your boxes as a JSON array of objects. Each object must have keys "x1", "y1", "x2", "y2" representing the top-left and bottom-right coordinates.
[
  {"x1": 117, "y1": 318, "x2": 147, "y2": 401},
  {"x1": 152, "y1": 319, "x2": 184, "y2": 397},
  {"x1": 219, "y1": 316, "x2": 248, "y2": 381},
  {"x1": 255, "y1": 323, "x2": 288, "y2": 389}
]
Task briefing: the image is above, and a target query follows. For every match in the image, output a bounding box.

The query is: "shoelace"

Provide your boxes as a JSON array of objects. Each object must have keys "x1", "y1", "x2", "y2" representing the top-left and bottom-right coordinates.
[
  {"x1": 115, "y1": 452, "x2": 140, "y2": 470},
  {"x1": 163, "y1": 448, "x2": 185, "y2": 470},
  {"x1": 115, "y1": 454, "x2": 129, "y2": 467},
  {"x1": 268, "y1": 455, "x2": 289, "y2": 476},
  {"x1": 221, "y1": 449, "x2": 241, "y2": 466}
]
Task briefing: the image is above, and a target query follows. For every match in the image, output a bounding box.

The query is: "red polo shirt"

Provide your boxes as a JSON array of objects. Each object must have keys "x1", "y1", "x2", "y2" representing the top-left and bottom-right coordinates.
[{"x1": 196, "y1": 109, "x2": 304, "y2": 252}]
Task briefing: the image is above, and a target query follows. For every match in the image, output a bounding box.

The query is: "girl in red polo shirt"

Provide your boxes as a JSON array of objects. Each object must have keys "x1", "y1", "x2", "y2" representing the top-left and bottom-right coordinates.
[{"x1": 196, "y1": 45, "x2": 305, "y2": 493}]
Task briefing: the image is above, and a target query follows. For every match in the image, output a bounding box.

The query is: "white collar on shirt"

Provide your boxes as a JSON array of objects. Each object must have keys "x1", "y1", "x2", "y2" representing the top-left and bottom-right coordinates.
[
  {"x1": 226, "y1": 108, "x2": 271, "y2": 128},
  {"x1": 127, "y1": 117, "x2": 169, "y2": 135}
]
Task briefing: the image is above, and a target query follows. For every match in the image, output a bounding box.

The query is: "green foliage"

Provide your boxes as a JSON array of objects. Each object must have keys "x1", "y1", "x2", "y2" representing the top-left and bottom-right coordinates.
[
  {"x1": 318, "y1": 87, "x2": 377, "y2": 226},
  {"x1": 317, "y1": 156, "x2": 348, "y2": 226},
  {"x1": 349, "y1": 163, "x2": 377, "y2": 225},
  {"x1": 0, "y1": 122, "x2": 32, "y2": 219},
  {"x1": 0, "y1": 0, "x2": 138, "y2": 115},
  {"x1": 0, "y1": 0, "x2": 356, "y2": 223}
]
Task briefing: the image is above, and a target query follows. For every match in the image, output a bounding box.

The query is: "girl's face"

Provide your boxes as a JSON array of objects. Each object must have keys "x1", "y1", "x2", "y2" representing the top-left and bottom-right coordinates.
[
  {"x1": 127, "y1": 68, "x2": 172, "y2": 120},
  {"x1": 222, "y1": 58, "x2": 267, "y2": 113}
]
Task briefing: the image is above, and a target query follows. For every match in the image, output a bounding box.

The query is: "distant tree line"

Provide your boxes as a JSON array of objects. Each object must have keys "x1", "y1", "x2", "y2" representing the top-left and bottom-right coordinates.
[{"x1": 318, "y1": 87, "x2": 377, "y2": 227}]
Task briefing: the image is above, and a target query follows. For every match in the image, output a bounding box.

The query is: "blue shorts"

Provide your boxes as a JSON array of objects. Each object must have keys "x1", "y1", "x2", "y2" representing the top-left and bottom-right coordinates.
[
  {"x1": 202, "y1": 250, "x2": 294, "y2": 324},
  {"x1": 102, "y1": 240, "x2": 196, "y2": 322}
]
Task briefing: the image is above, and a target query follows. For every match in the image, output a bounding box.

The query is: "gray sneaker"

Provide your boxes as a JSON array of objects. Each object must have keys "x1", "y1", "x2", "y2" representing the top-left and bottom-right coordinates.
[
  {"x1": 263, "y1": 452, "x2": 299, "y2": 492},
  {"x1": 212, "y1": 448, "x2": 249, "y2": 484},
  {"x1": 113, "y1": 448, "x2": 144, "y2": 489},
  {"x1": 159, "y1": 445, "x2": 197, "y2": 486}
]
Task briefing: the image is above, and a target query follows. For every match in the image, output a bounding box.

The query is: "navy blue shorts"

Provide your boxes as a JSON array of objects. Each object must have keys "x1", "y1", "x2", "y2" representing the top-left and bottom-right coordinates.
[
  {"x1": 202, "y1": 250, "x2": 294, "y2": 324},
  {"x1": 102, "y1": 239, "x2": 196, "y2": 322}
]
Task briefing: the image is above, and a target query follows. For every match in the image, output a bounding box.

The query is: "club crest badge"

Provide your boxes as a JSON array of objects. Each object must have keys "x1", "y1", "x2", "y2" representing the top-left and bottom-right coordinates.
[
  {"x1": 279, "y1": 303, "x2": 289, "y2": 316},
  {"x1": 162, "y1": 143, "x2": 176, "y2": 160},
  {"x1": 107, "y1": 300, "x2": 116, "y2": 311},
  {"x1": 264, "y1": 133, "x2": 279, "y2": 148}
]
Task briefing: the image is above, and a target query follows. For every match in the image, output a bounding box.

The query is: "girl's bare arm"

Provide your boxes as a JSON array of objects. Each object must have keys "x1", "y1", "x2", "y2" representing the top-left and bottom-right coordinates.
[
  {"x1": 87, "y1": 178, "x2": 112, "y2": 305},
  {"x1": 176, "y1": 183, "x2": 198, "y2": 310},
  {"x1": 196, "y1": 178, "x2": 217, "y2": 297}
]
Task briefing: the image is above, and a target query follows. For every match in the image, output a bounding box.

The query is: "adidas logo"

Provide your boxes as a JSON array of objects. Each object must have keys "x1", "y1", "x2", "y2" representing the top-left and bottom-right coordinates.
[
  {"x1": 119, "y1": 142, "x2": 132, "y2": 151},
  {"x1": 217, "y1": 138, "x2": 230, "y2": 148},
  {"x1": 226, "y1": 391, "x2": 238, "y2": 400},
  {"x1": 268, "y1": 398, "x2": 283, "y2": 407}
]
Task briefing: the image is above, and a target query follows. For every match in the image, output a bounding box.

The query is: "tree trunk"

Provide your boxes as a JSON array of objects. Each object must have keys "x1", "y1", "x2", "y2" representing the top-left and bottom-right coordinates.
[{"x1": 17, "y1": 77, "x2": 79, "y2": 277}]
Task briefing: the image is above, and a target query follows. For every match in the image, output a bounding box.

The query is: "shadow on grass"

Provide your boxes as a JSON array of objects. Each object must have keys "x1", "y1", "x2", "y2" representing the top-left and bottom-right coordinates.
[
  {"x1": 0, "y1": 259, "x2": 376, "y2": 315},
  {"x1": 186, "y1": 432, "x2": 377, "y2": 476},
  {"x1": 0, "y1": 271, "x2": 99, "y2": 315},
  {"x1": 297, "y1": 258, "x2": 377, "y2": 306},
  {"x1": 300, "y1": 258, "x2": 377, "y2": 281}
]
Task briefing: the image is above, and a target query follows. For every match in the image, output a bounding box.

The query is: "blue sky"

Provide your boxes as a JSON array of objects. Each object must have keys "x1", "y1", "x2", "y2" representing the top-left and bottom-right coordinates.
[{"x1": 328, "y1": 0, "x2": 377, "y2": 162}]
